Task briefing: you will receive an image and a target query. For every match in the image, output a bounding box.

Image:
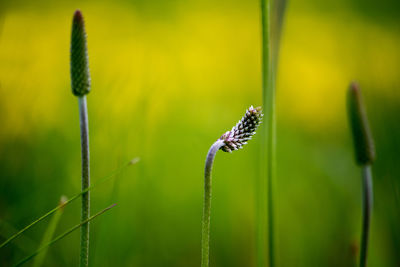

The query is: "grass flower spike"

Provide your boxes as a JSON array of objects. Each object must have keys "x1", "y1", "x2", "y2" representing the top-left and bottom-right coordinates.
[
  {"x1": 347, "y1": 82, "x2": 375, "y2": 267},
  {"x1": 201, "y1": 106, "x2": 263, "y2": 267},
  {"x1": 70, "y1": 9, "x2": 92, "y2": 267},
  {"x1": 71, "y1": 10, "x2": 91, "y2": 97},
  {"x1": 219, "y1": 106, "x2": 263, "y2": 153},
  {"x1": 348, "y1": 82, "x2": 375, "y2": 165}
]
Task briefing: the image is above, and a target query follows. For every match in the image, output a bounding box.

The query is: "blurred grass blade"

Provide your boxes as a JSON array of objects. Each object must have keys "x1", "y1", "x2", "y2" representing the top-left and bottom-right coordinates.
[
  {"x1": 0, "y1": 221, "x2": 38, "y2": 253},
  {"x1": 260, "y1": 0, "x2": 274, "y2": 266},
  {"x1": 0, "y1": 158, "x2": 138, "y2": 249},
  {"x1": 271, "y1": 0, "x2": 287, "y2": 70},
  {"x1": 32, "y1": 196, "x2": 67, "y2": 267},
  {"x1": 13, "y1": 204, "x2": 116, "y2": 267}
]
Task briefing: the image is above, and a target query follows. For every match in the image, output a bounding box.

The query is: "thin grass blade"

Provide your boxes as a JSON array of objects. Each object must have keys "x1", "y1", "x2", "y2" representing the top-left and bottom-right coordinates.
[
  {"x1": 0, "y1": 158, "x2": 138, "y2": 249},
  {"x1": 13, "y1": 204, "x2": 116, "y2": 267},
  {"x1": 32, "y1": 196, "x2": 67, "y2": 267}
]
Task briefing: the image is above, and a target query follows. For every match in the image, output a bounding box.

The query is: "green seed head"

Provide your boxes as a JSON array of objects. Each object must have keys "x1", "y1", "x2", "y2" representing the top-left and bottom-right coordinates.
[
  {"x1": 70, "y1": 10, "x2": 91, "y2": 97},
  {"x1": 347, "y1": 82, "x2": 375, "y2": 165},
  {"x1": 219, "y1": 106, "x2": 263, "y2": 153}
]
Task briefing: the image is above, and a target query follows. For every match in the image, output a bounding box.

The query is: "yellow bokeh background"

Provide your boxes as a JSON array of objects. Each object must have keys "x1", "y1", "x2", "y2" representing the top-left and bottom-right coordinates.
[{"x1": 0, "y1": 0, "x2": 399, "y2": 266}]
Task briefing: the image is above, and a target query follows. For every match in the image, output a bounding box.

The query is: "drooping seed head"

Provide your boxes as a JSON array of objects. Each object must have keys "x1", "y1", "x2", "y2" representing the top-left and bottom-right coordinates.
[
  {"x1": 70, "y1": 10, "x2": 91, "y2": 97},
  {"x1": 347, "y1": 82, "x2": 375, "y2": 165},
  {"x1": 219, "y1": 106, "x2": 263, "y2": 153}
]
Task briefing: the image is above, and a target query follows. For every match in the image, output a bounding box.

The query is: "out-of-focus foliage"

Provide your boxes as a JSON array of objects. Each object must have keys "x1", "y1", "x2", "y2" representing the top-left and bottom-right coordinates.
[{"x1": 0, "y1": 0, "x2": 399, "y2": 266}]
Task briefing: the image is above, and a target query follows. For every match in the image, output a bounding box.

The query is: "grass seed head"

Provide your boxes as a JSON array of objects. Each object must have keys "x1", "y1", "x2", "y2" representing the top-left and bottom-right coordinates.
[
  {"x1": 219, "y1": 106, "x2": 263, "y2": 153},
  {"x1": 347, "y1": 82, "x2": 375, "y2": 165},
  {"x1": 70, "y1": 10, "x2": 91, "y2": 97}
]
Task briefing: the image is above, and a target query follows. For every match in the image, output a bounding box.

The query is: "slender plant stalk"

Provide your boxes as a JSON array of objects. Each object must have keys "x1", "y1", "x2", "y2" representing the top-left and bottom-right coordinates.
[
  {"x1": 70, "y1": 10, "x2": 92, "y2": 267},
  {"x1": 201, "y1": 140, "x2": 224, "y2": 267},
  {"x1": 271, "y1": 0, "x2": 287, "y2": 72},
  {"x1": 13, "y1": 204, "x2": 116, "y2": 267},
  {"x1": 78, "y1": 96, "x2": 90, "y2": 267},
  {"x1": 260, "y1": 0, "x2": 276, "y2": 266},
  {"x1": 347, "y1": 82, "x2": 375, "y2": 267},
  {"x1": 0, "y1": 158, "x2": 137, "y2": 250},
  {"x1": 360, "y1": 165, "x2": 373, "y2": 267},
  {"x1": 201, "y1": 106, "x2": 263, "y2": 267}
]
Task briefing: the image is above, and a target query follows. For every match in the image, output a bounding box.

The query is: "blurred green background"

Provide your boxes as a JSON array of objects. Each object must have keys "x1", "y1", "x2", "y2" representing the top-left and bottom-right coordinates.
[{"x1": 0, "y1": 0, "x2": 399, "y2": 266}]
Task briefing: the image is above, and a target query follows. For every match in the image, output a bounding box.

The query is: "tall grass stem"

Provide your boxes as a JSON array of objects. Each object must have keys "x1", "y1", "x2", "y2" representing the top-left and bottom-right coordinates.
[
  {"x1": 78, "y1": 96, "x2": 90, "y2": 267},
  {"x1": 260, "y1": 0, "x2": 276, "y2": 266},
  {"x1": 360, "y1": 165, "x2": 373, "y2": 267},
  {"x1": 201, "y1": 140, "x2": 224, "y2": 267},
  {"x1": 347, "y1": 82, "x2": 375, "y2": 267}
]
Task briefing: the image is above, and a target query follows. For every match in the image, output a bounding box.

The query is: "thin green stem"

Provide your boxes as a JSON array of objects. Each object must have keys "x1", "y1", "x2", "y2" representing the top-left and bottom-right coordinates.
[
  {"x1": 256, "y1": 169, "x2": 267, "y2": 267},
  {"x1": 271, "y1": 0, "x2": 287, "y2": 72},
  {"x1": 13, "y1": 204, "x2": 116, "y2": 267},
  {"x1": 260, "y1": 0, "x2": 276, "y2": 266},
  {"x1": 201, "y1": 140, "x2": 224, "y2": 267},
  {"x1": 78, "y1": 96, "x2": 90, "y2": 267},
  {"x1": 0, "y1": 159, "x2": 136, "y2": 250},
  {"x1": 360, "y1": 165, "x2": 373, "y2": 267}
]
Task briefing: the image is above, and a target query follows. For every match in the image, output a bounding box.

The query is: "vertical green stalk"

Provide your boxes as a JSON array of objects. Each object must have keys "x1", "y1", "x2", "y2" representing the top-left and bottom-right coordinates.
[
  {"x1": 347, "y1": 82, "x2": 375, "y2": 267},
  {"x1": 260, "y1": 0, "x2": 276, "y2": 266},
  {"x1": 78, "y1": 96, "x2": 90, "y2": 267},
  {"x1": 201, "y1": 140, "x2": 224, "y2": 267},
  {"x1": 360, "y1": 165, "x2": 373, "y2": 267},
  {"x1": 70, "y1": 10, "x2": 91, "y2": 267}
]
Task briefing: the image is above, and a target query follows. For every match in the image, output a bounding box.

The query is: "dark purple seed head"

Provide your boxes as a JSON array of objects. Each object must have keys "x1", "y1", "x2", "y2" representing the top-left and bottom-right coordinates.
[{"x1": 219, "y1": 106, "x2": 263, "y2": 153}]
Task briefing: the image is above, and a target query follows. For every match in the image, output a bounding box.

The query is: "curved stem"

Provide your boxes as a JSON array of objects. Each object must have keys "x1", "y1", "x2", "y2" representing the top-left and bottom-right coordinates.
[
  {"x1": 201, "y1": 140, "x2": 224, "y2": 267},
  {"x1": 360, "y1": 165, "x2": 373, "y2": 267},
  {"x1": 78, "y1": 96, "x2": 90, "y2": 267}
]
